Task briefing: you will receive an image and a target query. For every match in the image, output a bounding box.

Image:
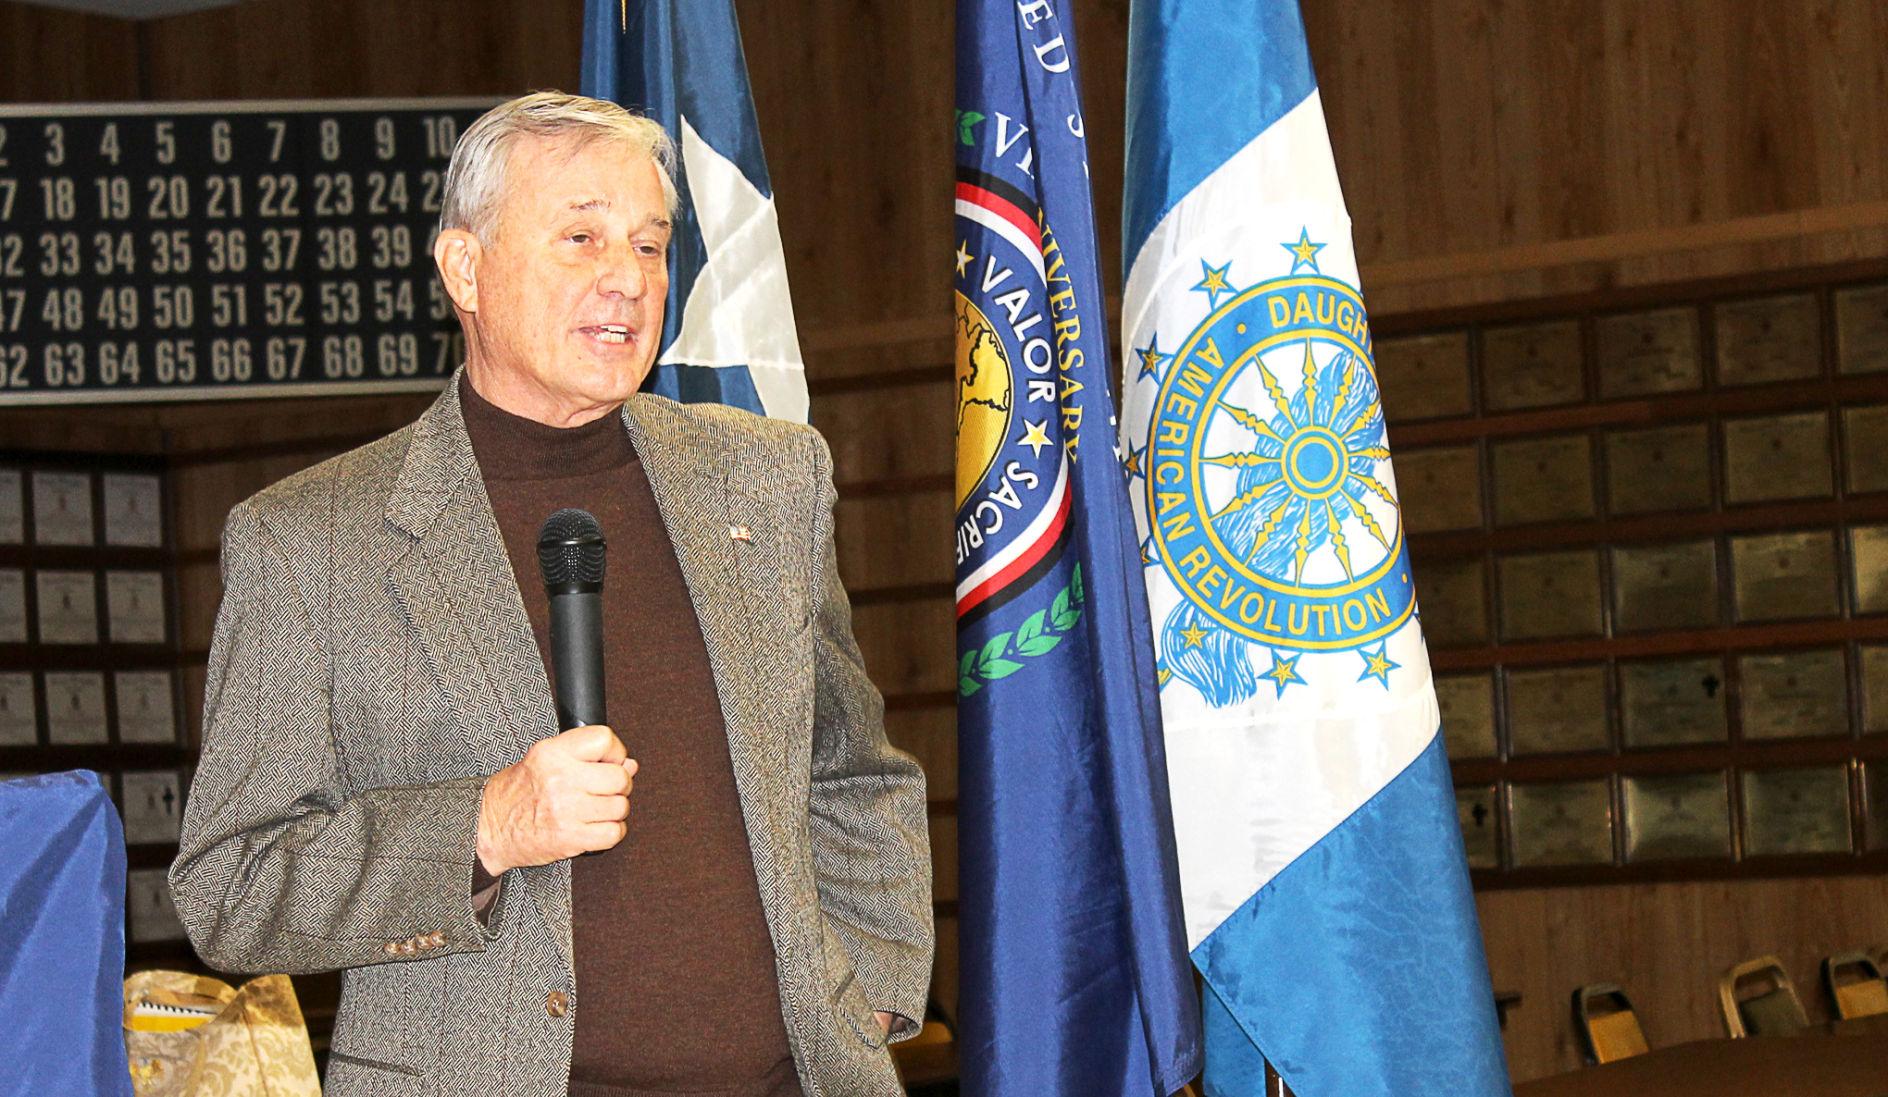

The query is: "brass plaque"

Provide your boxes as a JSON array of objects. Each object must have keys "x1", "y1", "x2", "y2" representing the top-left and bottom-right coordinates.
[
  {"x1": 1436, "y1": 673, "x2": 1497, "y2": 759},
  {"x1": 1836, "y1": 282, "x2": 1888, "y2": 375},
  {"x1": 1605, "y1": 424, "x2": 1713, "y2": 515},
  {"x1": 1623, "y1": 772, "x2": 1732, "y2": 861},
  {"x1": 1457, "y1": 785, "x2": 1500, "y2": 869},
  {"x1": 1737, "y1": 649, "x2": 1849, "y2": 740},
  {"x1": 1507, "y1": 665, "x2": 1609, "y2": 755},
  {"x1": 1509, "y1": 780, "x2": 1614, "y2": 867},
  {"x1": 1498, "y1": 550, "x2": 1604, "y2": 640},
  {"x1": 1492, "y1": 435, "x2": 1595, "y2": 526},
  {"x1": 1612, "y1": 540, "x2": 1720, "y2": 632},
  {"x1": 1864, "y1": 761, "x2": 1888, "y2": 850},
  {"x1": 1842, "y1": 405, "x2": 1888, "y2": 495},
  {"x1": 1621, "y1": 657, "x2": 1728, "y2": 748},
  {"x1": 1482, "y1": 320, "x2": 1585, "y2": 411},
  {"x1": 1742, "y1": 766, "x2": 1852, "y2": 856},
  {"x1": 1863, "y1": 645, "x2": 1888, "y2": 735},
  {"x1": 1854, "y1": 525, "x2": 1888, "y2": 615},
  {"x1": 1414, "y1": 556, "x2": 1488, "y2": 646},
  {"x1": 1597, "y1": 308, "x2": 1702, "y2": 397},
  {"x1": 1396, "y1": 446, "x2": 1484, "y2": 533},
  {"x1": 1730, "y1": 531, "x2": 1839, "y2": 622},
  {"x1": 1715, "y1": 294, "x2": 1821, "y2": 386},
  {"x1": 1722, "y1": 412, "x2": 1833, "y2": 504},
  {"x1": 1376, "y1": 333, "x2": 1471, "y2": 421}
]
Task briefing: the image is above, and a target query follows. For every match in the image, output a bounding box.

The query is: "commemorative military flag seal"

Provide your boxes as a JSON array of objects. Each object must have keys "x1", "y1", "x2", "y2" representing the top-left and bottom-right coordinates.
[{"x1": 953, "y1": 2, "x2": 1201, "y2": 1095}]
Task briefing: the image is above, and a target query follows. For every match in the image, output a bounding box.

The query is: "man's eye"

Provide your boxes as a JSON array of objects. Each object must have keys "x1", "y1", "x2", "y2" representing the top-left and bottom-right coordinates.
[
  {"x1": 636, "y1": 243, "x2": 664, "y2": 257},
  {"x1": 567, "y1": 233, "x2": 592, "y2": 244}
]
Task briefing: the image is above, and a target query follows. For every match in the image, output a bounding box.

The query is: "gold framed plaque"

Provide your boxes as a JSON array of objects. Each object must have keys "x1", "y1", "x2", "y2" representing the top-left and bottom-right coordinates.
[
  {"x1": 44, "y1": 671, "x2": 107, "y2": 745},
  {"x1": 114, "y1": 670, "x2": 177, "y2": 745},
  {"x1": 1376, "y1": 332, "x2": 1472, "y2": 421},
  {"x1": 1395, "y1": 446, "x2": 1484, "y2": 533},
  {"x1": 0, "y1": 568, "x2": 23, "y2": 644},
  {"x1": 1623, "y1": 772, "x2": 1732, "y2": 861},
  {"x1": 1507, "y1": 665, "x2": 1609, "y2": 755},
  {"x1": 1722, "y1": 412, "x2": 1833, "y2": 504},
  {"x1": 1863, "y1": 645, "x2": 1888, "y2": 735},
  {"x1": 1482, "y1": 320, "x2": 1585, "y2": 411},
  {"x1": 1715, "y1": 294, "x2": 1821, "y2": 386},
  {"x1": 1509, "y1": 779, "x2": 1614, "y2": 867},
  {"x1": 0, "y1": 672, "x2": 35, "y2": 746},
  {"x1": 1863, "y1": 761, "x2": 1888, "y2": 850},
  {"x1": 1457, "y1": 785, "x2": 1500, "y2": 869},
  {"x1": 1737, "y1": 649, "x2": 1848, "y2": 740},
  {"x1": 1854, "y1": 525, "x2": 1888, "y2": 615},
  {"x1": 1498, "y1": 550, "x2": 1604, "y2": 640},
  {"x1": 1730, "y1": 531, "x2": 1839, "y2": 622},
  {"x1": 1843, "y1": 406, "x2": 1888, "y2": 495},
  {"x1": 101, "y1": 473, "x2": 164, "y2": 548},
  {"x1": 1741, "y1": 766, "x2": 1852, "y2": 857},
  {"x1": 1414, "y1": 556, "x2": 1488, "y2": 646},
  {"x1": 0, "y1": 470, "x2": 20, "y2": 545},
  {"x1": 1436, "y1": 673, "x2": 1497, "y2": 758},
  {"x1": 1612, "y1": 540, "x2": 1720, "y2": 632},
  {"x1": 1492, "y1": 435, "x2": 1595, "y2": 526},
  {"x1": 1597, "y1": 308, "x2": 1702, "y2": 398},
  {"x1": 1605, "y1": 424, "x2": 1713, "y2": 515},
  {"x1": 34, "y1": 569, "x2": 98, "y2": 645},
  {"x1": 1835, "y1": 282, "x2": 1888, "y2": 375},
  {"x1": 1621, "y1": 657, "x2": 1728, "y2": 748}
]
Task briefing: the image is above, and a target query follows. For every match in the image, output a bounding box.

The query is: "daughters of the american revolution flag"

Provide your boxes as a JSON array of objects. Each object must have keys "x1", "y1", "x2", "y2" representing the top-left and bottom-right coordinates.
[
  {"x1": 954, "y1": 1, "x2": 1201, "y2": 1094},
  {"x1": 1119, "y1": 2, "x2": 1511, "y2": 1095},
  {"x1": 582, "y1": 0, "x2": 808, "y2": 420}
]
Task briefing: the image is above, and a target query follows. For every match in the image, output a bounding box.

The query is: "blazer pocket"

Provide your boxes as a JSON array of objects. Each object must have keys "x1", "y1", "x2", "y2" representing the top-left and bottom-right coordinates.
[
  {"x1": 822, "y1": 923, "x2": 888, "y2": 1051},
  {"x1": 329, "y1": 1051, "x2": 424, "y2": 1077}
]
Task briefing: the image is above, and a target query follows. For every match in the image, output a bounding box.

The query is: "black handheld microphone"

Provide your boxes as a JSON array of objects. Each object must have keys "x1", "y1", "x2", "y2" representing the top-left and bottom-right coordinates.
[{"x1": 537, "y1": 508, "x2": 607, "y2": 731}]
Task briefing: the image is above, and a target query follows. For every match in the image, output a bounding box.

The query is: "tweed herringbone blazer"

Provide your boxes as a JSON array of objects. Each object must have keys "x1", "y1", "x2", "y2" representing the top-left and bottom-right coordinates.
[{"x1": 169, "y1": 378, "x2": 933, "y2": 1096}]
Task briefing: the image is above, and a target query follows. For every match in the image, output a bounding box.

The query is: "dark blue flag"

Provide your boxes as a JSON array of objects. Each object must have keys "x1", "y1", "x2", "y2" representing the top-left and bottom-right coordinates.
[{"x1": 953, "y1": 3, "x2": 1202, "y2": 1093}]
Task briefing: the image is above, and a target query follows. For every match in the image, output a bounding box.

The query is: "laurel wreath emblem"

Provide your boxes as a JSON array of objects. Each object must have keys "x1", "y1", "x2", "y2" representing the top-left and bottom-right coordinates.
[{"x1": 957, "y1": 564, "x2": 1085, "y2": 696}]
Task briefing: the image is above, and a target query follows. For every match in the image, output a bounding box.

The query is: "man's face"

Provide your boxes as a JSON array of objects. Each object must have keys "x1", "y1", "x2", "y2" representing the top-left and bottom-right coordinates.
[{"x1": 442, "y1": 133, "x2": 672, "y2": 423}]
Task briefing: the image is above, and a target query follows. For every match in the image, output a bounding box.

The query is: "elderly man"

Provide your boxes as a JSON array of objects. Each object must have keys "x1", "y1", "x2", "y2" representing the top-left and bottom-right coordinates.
[{"x1": 170, "y1": 92, "x2": 932, "y2": 1097}]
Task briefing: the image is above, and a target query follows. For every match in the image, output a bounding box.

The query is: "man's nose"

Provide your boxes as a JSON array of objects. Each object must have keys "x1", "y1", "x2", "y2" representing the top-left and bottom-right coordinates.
[{"x1": 595, "y1": 247, "x2": 646, "y2": 300}]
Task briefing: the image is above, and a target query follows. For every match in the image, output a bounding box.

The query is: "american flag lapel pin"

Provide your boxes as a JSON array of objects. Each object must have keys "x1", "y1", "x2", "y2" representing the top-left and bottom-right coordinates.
[{"x1": 729, "y1": 524, "x2": 752, "y2": 542}]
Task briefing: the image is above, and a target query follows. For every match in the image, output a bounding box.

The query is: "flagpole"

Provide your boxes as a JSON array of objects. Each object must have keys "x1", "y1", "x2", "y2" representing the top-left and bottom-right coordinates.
[{"x1": 1266, "y1": 1061, "x2": 1294, "y2": 1097}]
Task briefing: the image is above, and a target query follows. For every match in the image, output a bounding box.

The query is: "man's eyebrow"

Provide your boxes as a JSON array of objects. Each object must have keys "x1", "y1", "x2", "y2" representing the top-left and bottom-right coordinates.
[{"x1": 568, "y1": 198, "x2": 609, "y2": 213}]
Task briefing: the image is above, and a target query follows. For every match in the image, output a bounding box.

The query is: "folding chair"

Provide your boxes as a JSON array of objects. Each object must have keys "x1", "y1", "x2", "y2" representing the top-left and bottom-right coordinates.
[
  {"x1": 1822, "y1": 950, "x2": 1888, "y2": 1021},
  {"x1": 1717, "y1": 955, "x2": 1808, "y2": 1037},
  {"x1": 1571, "y1": 983, "x2": 1650, "y2": 1064}
]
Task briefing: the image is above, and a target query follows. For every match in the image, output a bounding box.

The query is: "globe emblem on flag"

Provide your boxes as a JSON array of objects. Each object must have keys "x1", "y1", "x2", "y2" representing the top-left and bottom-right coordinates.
[{"x1": 953, "y1": 291, "x2": 1015, "y2": 510}]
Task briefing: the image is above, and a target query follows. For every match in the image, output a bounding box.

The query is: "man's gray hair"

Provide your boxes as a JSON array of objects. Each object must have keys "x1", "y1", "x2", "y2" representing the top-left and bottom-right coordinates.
[{"x1": 440, "y1": 90, "x2": 679, "y2": 242}]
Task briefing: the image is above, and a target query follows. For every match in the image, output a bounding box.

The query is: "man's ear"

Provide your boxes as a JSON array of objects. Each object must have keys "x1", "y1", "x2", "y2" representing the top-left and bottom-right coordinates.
[{"x1": 433, "y1": 228, "x2": 483, "y2": 314}]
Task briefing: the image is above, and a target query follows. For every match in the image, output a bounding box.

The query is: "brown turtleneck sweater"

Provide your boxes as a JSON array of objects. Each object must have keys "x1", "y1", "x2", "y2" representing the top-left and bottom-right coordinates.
[{"x1": 459, "y1": 376, "x2": 800, "y2": 1097}]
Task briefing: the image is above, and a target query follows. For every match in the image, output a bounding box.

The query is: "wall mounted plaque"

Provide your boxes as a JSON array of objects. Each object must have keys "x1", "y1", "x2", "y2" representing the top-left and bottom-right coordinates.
[
  {"x1": 1436, "y1": 673, "x2": 1497, "y2": 758},
  {"x1": 1375, "y1": 332, "x2": 1472, "y2": 421},
  {"x1": 126, "y1": 867, "x2": 187, "y2": 944},
  {"x1": 1596, "y1": 307, "x2": 1702, "y2": 398},
  {"x1": 1507, "y1": 664, "x2": 1609, "y2": 754},
  {"x1": 115, "y1": 671, "x2": 176, "y2": 745},
  {"x1": 0, "y1": 470, "x2": 20, "y2": 544},
  {"x1": 1492, "y1": 434, "x2": 1595, "y2": 525},
  {"x1": 102, "y1": 474, "x2": 164, "y2": 548},
  {"x1": 1844, "y1": 406, "x2": 1888, "y2": 495},
  {"x1": 34, "y1": 570, "x2": 97, "y2": 644},
  {"x1": 1395, "y1": 446, "x2": 1483, "y2": 532},
  {"x1": 1836, "y1": 282, "x2": 1888, "y2": 375},
  {"x1": 43, "y1": 671, "x2": 107, "y2": 744},
  {"x1": 120, "y1": 769, "x2": 183, "y2": 845},
  {"x1": 1509, "y1": 779, "x2": 1614, "y2": 867},
  {"x1": 1864, "y1": 645, "x2": 1888, "y2": 735},
  {"x1": 0, "y1": 673, "x2": 35, "y2": 746},
  {"x1": 1742, "y1": 766, "x2": 1851, "y2": 856},
  {"x1": 1414, "y1": 556, "x2": 1488, "y2": 646},
  {"x1": 105, "y1": 570, "x2": 167, "y2": 645},
  {"x1": 1457, "y1": 785, "x2": 1500, "y2": 869},
  {"x1": 1612, "y1": 540, "x2": 1720, "y2": 632},
  {"x1": 1499, "y1": 550, "x2": 1604, "y2": 640},
  {"x1": 1606, "y1": 424, "x2": 1713, "y2": 515},
  {"x1": 1623, "y1": 772, "x2": 1731, "y2": 861},
  {"x1": 0, "y1": 568, "x2": 25, "y2": 643},
  {"x1": 31, "y1": 471, "x2": 94, "y2": 546},
  {"x1": 1854, "y1": 525, "x2": 1888, "y2": 615},
  {"x1": 1715, "y1": 294, "x2": 1821, "y2": 386},
  {"x1": 1730, "y1": 531, "x2": 1838, "y2": 622},
  {"x1": 1621, "y1": 657, "x2": 1728, "y2": 748},
  {"x1": 1722, "y1": 412, "x2": 1833, "y2": 504},
  {"x1": 1737, "y1": 649, "x2": 1848, "y2": 740},
  {"x1": 1865, "y1": 761, "x2": 1888, "y2": 851},
  {"x1": 1482, "y1": 320, "x2": 1585, "y2": 411}
]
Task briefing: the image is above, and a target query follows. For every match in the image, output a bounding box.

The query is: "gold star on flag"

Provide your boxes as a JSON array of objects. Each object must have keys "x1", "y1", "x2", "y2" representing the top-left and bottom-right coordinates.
[
  {"x1": 1180, "y1": 621, "x2": 1210, "y2": 648},
  {"x1": 954, "y1": 240, "x2": 974, "y2": 279},
  {"x1": 1018, "y1": 420, "x2": 1052, "y2": 457},
  {"x1": 1282, "y1": 227, "x2": 1326, "y2": 273},
  {"x1": 1193, "y1": 260, "x2": 1234, "y2": 308}
]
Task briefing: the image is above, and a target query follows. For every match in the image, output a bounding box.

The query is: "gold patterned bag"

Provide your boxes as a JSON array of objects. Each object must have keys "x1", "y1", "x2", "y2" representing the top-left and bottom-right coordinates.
[{"x1": 124, "y1": 970, "x2": 322, "y2": 1097}]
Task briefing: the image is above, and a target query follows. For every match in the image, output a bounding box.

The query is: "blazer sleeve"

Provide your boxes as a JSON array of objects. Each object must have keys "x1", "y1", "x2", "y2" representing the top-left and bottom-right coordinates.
[
  {"x1": 802, "y1": 430, "x2": 935, "y2": 1037},
  {"x1": 169, "y1": 499, "x2": 508, "y2": 975}
]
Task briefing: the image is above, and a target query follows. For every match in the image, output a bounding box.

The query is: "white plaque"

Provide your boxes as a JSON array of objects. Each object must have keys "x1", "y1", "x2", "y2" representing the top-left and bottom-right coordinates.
[
  {"x1": 0, "y1": 569, "x2": 24, "y2": 643},
  {"x1": 102, "y1": 473, "x2": 164, "y2": 547},
  {"x1": 0, "y1": 673, "x2": 35, "y2": 746},
  {"x1": 43, "y1": 671, "x2": 107, "y2": 744},
  {"x1": 114, "y1": 671, "x2": 176, "y2": 744},
  {"x1": 105, "y1": 571, "x2": 166, "y2": 645},
  {"x1": 120, "y1": 769, "x2": 183, "y2": 845},
  {"x1": 0, "y1": 470, "x2": 21, "y2": 543},
  {"x1": 126, "y1": 867, "x2": 187, "y2": 943},
  {"x1": 35, "y1": 570, "x2": 97, "y2": 644},
  {"x1": 30, "y1": 471, "x2": 93, "y2": 546}
]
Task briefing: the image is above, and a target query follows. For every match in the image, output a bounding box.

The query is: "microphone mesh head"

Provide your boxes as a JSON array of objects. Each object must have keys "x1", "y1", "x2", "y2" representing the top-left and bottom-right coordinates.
[{"x1": 537, "y1": 508, "x2": 606, "y2": 589}]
